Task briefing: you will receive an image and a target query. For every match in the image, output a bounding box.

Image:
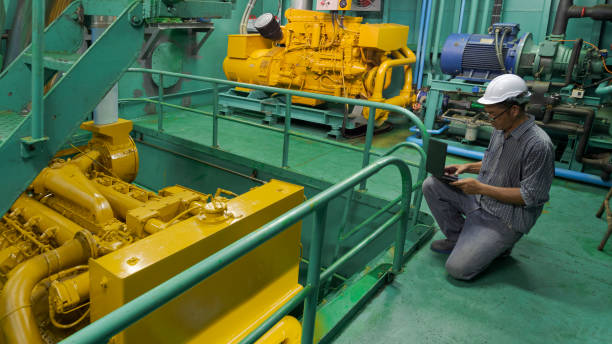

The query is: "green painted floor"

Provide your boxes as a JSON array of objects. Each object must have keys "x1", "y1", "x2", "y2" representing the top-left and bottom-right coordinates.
[
  {"x1": 130, "y1": 107, "x2": 612, "y2": 344},
  {"x1": 131, "y1": 108, "x2": 432, "y2": 204}
]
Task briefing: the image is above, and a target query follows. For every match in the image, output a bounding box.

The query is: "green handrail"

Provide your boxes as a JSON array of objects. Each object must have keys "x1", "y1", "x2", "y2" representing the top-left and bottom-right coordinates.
[
  {"x1": 61, "y1": 156, "x2": 413, "y2": 344},
  {"x1": 123, "y1": 68, "x2": 429, "y2": 192},
  {"x1": 120, "y1": 97, "x2": 424, "y2": 168},
  {"x1": 381, "y1": 142, "x2": 428, "y2": 228}
]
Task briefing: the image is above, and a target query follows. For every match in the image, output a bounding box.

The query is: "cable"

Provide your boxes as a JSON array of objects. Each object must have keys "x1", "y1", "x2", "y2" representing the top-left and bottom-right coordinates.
[
  {"x1": 494, "y1": 28, "x2": 507, "y2": 73},
  {"x1": 239, "y1": 0, "x2": 257, "y2": 35}
]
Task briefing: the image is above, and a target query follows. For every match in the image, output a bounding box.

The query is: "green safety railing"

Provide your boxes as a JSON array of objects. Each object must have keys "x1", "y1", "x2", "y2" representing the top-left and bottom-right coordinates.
[
  {"x1": 62, "y1": 156, "x2": 413, "y2": 344},
  {"x1": 120, "y1": 68, "x2": 429, "y2": 227},
  {"x1": 60, "y1": 69, "x2": 430, "y2": 344}
]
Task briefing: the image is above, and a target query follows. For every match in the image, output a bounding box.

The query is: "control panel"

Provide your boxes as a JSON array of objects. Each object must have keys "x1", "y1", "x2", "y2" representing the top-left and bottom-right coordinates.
[
  {"x1": 316, "y1": 0, "x2": 352, "y2": 10},
  {"x1": 316, "y1": 0, "x2": 381, "y2": 12}
]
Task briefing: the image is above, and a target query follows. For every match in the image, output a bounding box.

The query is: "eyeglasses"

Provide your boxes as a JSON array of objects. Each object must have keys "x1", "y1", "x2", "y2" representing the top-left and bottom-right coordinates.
[{"x1": 487, "y1": 107, "x2": 511, "y2": 121}]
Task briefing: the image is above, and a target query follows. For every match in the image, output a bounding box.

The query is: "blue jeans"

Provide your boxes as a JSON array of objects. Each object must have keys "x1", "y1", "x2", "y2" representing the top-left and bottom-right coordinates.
[{"x1": 422, "y1": 176, "x2": 523, "y2": 280}]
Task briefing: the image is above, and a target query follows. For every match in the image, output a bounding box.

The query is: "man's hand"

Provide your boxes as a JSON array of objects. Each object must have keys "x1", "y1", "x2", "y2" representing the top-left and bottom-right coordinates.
[
  {"x1": 444, "y1": 163, "x2": 470, "y2": 176},
  {"x1": 450, "y1": 178, "x2": 484, "y2": 194}
]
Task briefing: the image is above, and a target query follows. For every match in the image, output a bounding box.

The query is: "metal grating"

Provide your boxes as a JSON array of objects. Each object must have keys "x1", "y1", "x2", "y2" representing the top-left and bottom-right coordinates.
[{"x1": 0, "y1": 111, "x2": 27, "y2": 145}]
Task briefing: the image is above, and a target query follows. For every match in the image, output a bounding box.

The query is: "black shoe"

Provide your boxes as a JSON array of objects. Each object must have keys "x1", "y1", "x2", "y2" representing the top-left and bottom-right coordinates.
[{"x1": 430, "y1": 239, "x2": 456, "y2": 254}]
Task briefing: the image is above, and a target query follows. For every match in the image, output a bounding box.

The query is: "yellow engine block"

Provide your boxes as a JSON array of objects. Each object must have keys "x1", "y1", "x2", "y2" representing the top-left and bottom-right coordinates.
[
  {"x1": 223, "y1": 9, "x2": 416, "y2": 124},
  {"x1": 0, "y1": 120, "x2": 304, "y2": 344}
]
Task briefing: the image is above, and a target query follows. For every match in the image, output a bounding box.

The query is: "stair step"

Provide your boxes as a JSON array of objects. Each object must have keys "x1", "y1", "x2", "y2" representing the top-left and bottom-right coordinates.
[
  {"x1": 22, "y1": 51, "x2": 80, "y2": 72},
  {"x1": 0, "y1": 110, "x2": 27, "y2": 145}
]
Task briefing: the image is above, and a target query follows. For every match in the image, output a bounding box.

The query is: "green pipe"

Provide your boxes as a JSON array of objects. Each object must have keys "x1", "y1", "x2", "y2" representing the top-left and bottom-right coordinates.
[
  {"x1": 321, "y1": 211, "x2": 403, "y2": 284},
  {"x1": 479, "y1": 0, "x2": 491, "y2": 34},
  {"x1": 301, "y1": 206, "x2": 328, "y2": 344},
  {"x1": 125, "y1": 68, "x2": 430, "y2": 151},
  {"x1": 31, "y1": 0, "x2": 44, "y2": 139},
  {"x1": 212, "y1": 83, "x2": 219, "y2": 147},
  {"x1": 467, "y1": 0, "x2": 479, "y2": 34},
  {"x1": 239, "y1": 285, "x2": 313, "y2": 344},
  {"x1": 61, "y1": 156, "x2": 412, "y2": 344},
  {"x1": 431, "y1": 0, "x2": 445, "y2": 80},
  {"x1": 360, "y1": 107, "x2": 377, "y2": 190},
  {"x1": 282, "y1": 94, "x2": 291, "y2": 168},
  {"x1": 340, "y1": 195, "x2": 401, "y2": 241},
  {"x1": 158, "y1": 75, "x2": 164, "y2": 132},
  {"x1": 596, "y1": 81, "x2": 612, "y2": 96}
]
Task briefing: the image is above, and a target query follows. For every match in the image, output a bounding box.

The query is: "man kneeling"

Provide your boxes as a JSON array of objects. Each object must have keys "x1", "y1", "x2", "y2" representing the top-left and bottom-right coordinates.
[{"x1": 422, "y1": 74, "x2": 554, "y2": 280}]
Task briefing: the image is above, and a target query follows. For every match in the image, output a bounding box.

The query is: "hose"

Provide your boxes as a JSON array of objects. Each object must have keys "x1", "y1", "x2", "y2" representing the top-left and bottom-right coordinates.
[
  {"x1": 239, "y1": 0, "x2": 258, "y2": 35},
  {"x1": 494, "y1": 28, "x2": 508, "y2": 73}
]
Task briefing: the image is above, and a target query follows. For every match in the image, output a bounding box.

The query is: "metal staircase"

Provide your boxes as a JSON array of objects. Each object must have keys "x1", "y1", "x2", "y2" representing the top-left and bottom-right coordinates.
[{"x1": 0, "y1": 0, "x2": 146, "y2": 214}]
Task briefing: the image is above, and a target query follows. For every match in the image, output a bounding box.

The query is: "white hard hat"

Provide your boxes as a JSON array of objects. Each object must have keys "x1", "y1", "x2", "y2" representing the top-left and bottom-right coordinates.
[{"x1": 477, "y1": 74, "x2": 531, "y2": 105}]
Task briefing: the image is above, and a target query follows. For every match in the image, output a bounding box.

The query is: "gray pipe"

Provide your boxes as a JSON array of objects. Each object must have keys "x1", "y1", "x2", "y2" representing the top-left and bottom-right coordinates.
[
  {"x1": 91, "y1": 16, "x2": 118, "y2": 125},
  {"x1": 291, "y1": 0, "x2": 312, "y2": 10}
]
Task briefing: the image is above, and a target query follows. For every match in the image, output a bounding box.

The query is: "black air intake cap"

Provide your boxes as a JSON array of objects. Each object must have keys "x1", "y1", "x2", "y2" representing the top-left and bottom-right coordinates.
[{"x1": 255, "y1": 13, "x2": 283, "y2": 41}]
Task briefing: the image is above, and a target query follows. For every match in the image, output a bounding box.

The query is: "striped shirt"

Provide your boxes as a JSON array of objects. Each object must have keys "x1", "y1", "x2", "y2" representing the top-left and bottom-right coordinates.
[{"x1": 477, "y1": 115, "x2": 555, "y2": 234}]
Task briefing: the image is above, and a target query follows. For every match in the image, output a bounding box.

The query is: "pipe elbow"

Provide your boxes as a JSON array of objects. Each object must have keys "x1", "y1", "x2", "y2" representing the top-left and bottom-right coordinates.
[
  {"x1": 0, "y1": 231, "x2": 96, "y2": 344},
  {"x1": 34, "y1": 163, "x2": 114, "y2": 226}
]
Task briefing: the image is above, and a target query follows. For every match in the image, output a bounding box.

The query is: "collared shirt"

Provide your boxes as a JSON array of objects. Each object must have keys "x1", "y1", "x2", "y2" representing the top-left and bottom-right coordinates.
[{"x1": 477, "y1": 115, "x2": 555, "y2": 234}]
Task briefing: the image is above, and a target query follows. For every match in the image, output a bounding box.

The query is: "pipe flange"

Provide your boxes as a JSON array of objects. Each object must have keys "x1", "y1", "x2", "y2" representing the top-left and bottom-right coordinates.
[{"x1": 74, "y1": 230, "x2": 98, "y2": 259}]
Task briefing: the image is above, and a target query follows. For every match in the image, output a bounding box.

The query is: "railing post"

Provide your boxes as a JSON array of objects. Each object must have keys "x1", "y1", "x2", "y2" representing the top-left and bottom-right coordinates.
[
  {"x1": 301, "y1": 205, "x2": 328, "y2": 344},
  {"x1": 393, "y1": 174, "x2": 411, "y2": 274},
  {"x1": 282, "y1": 94, "x2": 292, "y2": 168},
  {"x1": 359, "y1": 107, "x2": 377, "y2": 190},
  {"x1": 31, "y1": 0, "x2": 45, "y2": 139},
  {"x1": 158, "y1": 74, "x2": 164, "y2": 132},
  {"x1": 213, "y1": 83, "x2": 219, "y2": 148}
]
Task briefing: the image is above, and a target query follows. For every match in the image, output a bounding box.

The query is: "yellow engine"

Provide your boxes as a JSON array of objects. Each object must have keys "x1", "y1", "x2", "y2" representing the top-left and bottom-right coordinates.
[
  {"x1": 223, "y1": 9, "x2": 416, "y2": 124},
  {"x1": 0, "y1": 120, "x2": 304, "y2": 344}
]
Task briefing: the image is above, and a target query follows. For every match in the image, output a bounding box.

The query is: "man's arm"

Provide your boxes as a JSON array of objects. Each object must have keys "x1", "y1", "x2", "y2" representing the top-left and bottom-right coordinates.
[
  {"x1": 450, "y1": 178, "x2": 526, "y2": 205},
  {"x1": 479, "y1": 184, "x2": 525, "y2": 205},
  {"x1": 446, "y1": 161, "x2": 482, "y2": 175}
]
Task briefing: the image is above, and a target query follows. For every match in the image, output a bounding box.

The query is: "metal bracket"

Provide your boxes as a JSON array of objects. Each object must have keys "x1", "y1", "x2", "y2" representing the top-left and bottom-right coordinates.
[
  {"x1": 20, "y1": 136, "x2": 49, "y2": 159},
  {"x1": 193, "y1": 26, "x2": 214, "y2": 55}
]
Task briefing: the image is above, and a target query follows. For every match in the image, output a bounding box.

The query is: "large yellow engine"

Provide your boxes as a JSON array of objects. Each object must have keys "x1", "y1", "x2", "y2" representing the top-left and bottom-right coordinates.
[
  {"x1": 0, "y1": 120, "x2": 303, "y2": 344},
  {"x1": 223, "y1": 9, "x2": 416, "y2": 124}
]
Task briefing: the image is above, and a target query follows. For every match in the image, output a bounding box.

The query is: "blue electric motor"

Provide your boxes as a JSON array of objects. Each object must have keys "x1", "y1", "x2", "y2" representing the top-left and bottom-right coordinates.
[{"x1": 440, "y1": 23, "x2": 527, "y2": 82}]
